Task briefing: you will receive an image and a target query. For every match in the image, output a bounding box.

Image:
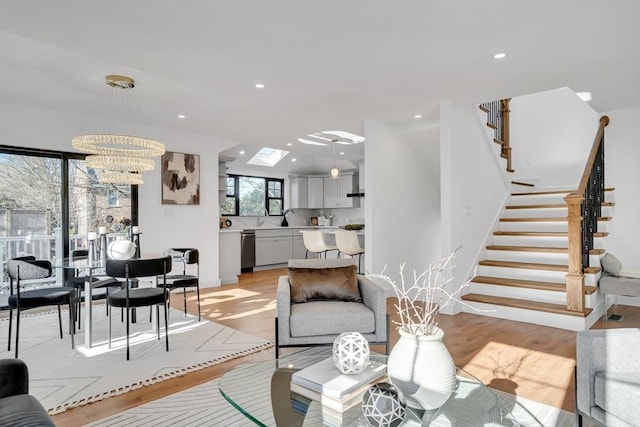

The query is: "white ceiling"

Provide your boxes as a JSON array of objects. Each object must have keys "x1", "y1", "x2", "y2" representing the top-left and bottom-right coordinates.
[{"x1": 1, "y1": 0, "x2": 638, "y2": 175}]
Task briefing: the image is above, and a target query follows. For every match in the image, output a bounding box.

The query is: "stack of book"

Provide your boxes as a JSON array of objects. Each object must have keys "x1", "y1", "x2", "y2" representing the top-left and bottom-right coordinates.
[{"x1": 290, "y1": 357, "x2": 387, "y2": 425}]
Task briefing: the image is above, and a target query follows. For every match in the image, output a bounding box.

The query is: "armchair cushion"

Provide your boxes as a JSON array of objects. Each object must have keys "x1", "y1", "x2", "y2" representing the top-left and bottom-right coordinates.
[
  {"x1": 601, "y1": 252, "x2": 623, "y2": 276},
  {"x1": 290, "y1": 300, "x2": 375, "y2": 337},
  {"x1": 594, "y1": 372, "x2": 640, "y2": 426},
  {"x1": 288, "y1": 264, "x2": 361, "y2": 303}
]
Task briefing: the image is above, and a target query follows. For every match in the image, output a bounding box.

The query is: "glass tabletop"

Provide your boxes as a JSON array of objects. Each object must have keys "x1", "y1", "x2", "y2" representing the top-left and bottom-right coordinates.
[{"x1": 219, "y1": 349, "x2": 521, "y2": 426}]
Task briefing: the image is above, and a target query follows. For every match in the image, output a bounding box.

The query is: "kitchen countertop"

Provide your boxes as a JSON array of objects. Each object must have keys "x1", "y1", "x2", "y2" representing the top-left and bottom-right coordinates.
[{"x1": 220, "y1": 225, "x2": 340, "y2": 232}]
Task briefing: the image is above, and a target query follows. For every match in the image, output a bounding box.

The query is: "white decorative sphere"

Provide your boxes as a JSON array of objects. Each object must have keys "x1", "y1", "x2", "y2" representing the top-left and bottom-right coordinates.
[
  {"x1": 332, "y1": 331, "x2": 370, "y2": 374},
  {"x1": 107, "y1": 240, "x2": 136, "y2": 260}
]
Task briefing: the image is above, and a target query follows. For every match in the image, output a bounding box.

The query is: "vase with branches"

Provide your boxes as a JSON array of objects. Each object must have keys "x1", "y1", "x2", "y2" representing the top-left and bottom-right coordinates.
[{"x1": 367, "y1": 250, "x2": 463, "y2": 411}]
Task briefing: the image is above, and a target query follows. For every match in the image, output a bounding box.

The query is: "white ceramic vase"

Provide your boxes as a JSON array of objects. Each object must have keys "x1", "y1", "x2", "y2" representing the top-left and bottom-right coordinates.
[{"x1": 387, "y1": 326, "x2": 456, "y2": 410}]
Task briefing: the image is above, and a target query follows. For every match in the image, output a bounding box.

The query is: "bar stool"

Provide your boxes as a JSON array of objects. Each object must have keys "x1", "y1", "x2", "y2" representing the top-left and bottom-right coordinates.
[
  {"x1": 301, "y1": 230, "x2": 338, "y2": 258},
  {"x1": 335, "y1": 229, "x2": 365, "y2": 274}
]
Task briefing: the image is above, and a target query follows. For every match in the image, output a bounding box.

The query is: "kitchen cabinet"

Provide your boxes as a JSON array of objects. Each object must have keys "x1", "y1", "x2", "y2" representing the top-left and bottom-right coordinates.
[
  {"x1": 255, "y1": 229, "x2": 293, "y2": 266},
  {"x1": 307, "y1": 177, "x2": 324, "y2": 209},
  {"x1": 219, "y1": 230, "x2": 241, "y2": 284},
  {"x1": 289, "y1": 176, "x2": 308, "y2": 209},
  {"x1": 324, "y1": 174, "x2": 359, "y2": 208}
]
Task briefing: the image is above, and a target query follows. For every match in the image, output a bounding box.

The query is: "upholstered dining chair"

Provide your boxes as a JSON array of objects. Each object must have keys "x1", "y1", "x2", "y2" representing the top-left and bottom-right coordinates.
[
  {"x1": 301, "y1": 230, "x2": 338, "y2": 259},
  {"x1": 69, "y1": 249, "x2": 120, "y2": 326},
  {"x1": 105, "y1": 256, "x2": 172, "y2": 360},
  {"x1": 335, "y1": 229, "x2": 365, "y2": 274},
  {"x1": 163, "y1": 248, "x2": 201, "y2": 320},
  {"x1": 7, "y1": 257, "x2": 76, "y2": 358}
]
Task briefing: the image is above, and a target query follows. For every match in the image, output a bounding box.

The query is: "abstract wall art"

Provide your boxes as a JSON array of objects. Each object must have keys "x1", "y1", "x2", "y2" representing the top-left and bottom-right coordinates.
[{"x1": 161, "y1": 151, "x2": 200, "y2": 205}]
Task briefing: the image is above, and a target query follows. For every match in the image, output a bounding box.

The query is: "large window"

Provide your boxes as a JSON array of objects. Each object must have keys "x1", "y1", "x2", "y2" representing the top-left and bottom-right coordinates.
[
  {"x1": 0, "y1": 145, "x2": 136, "y2": 293},
  {"x1": 221, "y1": 174, "x2": 284, "y2": 216}
]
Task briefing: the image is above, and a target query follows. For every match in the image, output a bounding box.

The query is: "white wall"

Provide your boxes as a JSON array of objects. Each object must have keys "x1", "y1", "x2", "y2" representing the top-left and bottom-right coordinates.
[
  {"x1": 440, "y1": 100, "x2": 509, "y2": 313},
  {"x1": 0, "y1": 101, "x2": 241, "y2": 287},
  {"x1": 601, "y1": 107, "x2": 640, "y2": 271},
  {"x1": 509, "y1": 87, "x2": 598, "y2": 188},
  {"x1": 364, "y1": 119, "x2": 441, "y2": 285}
]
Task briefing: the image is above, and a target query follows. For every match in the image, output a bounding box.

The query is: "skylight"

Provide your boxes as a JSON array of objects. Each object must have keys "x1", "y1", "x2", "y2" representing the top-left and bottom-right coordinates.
[{"x1": 247, "y1": 147, "x2": 290, "y2": 167}]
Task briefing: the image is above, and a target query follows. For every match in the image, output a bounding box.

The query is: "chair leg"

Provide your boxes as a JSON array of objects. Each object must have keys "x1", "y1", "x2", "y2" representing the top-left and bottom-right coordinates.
[
  {"x1": 156, "y1": 305, "x2": 160, "y2": 340},
  {"x1": 274, "y1": 317, "x2": 279, "y2": 360},
  {"x1": 69, "y1": 301, "x2": 75, "y2": 350},
  {"x1": 58, "y1": 305, "x2": 63, "y2": 339},
  {"x1": 15, "y1": 309, "x2": 20, "y2": 358},
  {"x1": 183, "y1": 287, "x2": 187, "y2": 316},
  {"x1": 77, "y1": 289, "x2": 82, "y2": 330},
  {"x1": 163, "y1": 299, "x2": 169, "y2": 352},
  {"x1": 196, "y1": 284, "x2": 201, "y2": 321},
  {"x1": 7, "y1": 307, "x2": 12, "y2": 352},
  {"x1": 126, "y1": 304, "x2": 130, "y2": 361}
]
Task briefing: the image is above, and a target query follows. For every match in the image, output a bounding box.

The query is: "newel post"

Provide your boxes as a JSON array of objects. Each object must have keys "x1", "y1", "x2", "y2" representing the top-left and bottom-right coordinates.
[{"x1": 565, "y1": 192, "x2": 585, "y2": 312}]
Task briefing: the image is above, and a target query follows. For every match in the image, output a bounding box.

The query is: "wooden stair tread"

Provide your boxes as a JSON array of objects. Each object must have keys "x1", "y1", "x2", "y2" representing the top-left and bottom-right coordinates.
[
  {"x1": 506, "y1": 202, "x2": 614, "y2": 209},
  {"x1": 499, "y1": 217, "x2": 611, "y2": 222},
  {"x1": 493, "y1": 231, "x2": 609, "y2": 237},
  {"x1": 479, "y1": 105, "x2": 490, "y2": 113},
  {"x1": 471, "y1": 276, "x2": 597, "y2": 294},
  {"x1": 511, "y1": 187, "x2": 614, "y2": 196},
  {"x1": 511, "y1": 181, "x2": 535, "y2": 187},
  {"x1": 461, "y1": 293, "x2": 593, "y2": 317},
  {"x1": 486, "y1": 122, "x2": 497, "y2": 129},
  {"x1": 479, "y1": 260, "x2": 602, "y2": 274}
]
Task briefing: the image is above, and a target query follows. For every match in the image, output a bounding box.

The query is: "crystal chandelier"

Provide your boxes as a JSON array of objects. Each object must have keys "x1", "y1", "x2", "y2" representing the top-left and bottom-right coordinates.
[{"x1": 72, "y1": 75, "x2": 165, "y2": 185}]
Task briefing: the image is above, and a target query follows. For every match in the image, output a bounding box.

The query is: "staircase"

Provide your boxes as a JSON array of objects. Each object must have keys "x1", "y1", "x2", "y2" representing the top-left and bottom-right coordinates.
[{"x1": 461, "y1": 188, "x2": 614, "y2": 331}]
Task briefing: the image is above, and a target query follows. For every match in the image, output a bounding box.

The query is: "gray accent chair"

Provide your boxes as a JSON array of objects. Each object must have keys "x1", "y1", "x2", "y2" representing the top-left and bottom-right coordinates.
[
  {"x1": 599, "y1": 274, "x2": 640, "y2": 320},
  {"x1": 275, "y1": 258, "x2": 388, "y2": 358},
  {"x1": 576, "y1": 328, "x2": 640, "y2": 427}
]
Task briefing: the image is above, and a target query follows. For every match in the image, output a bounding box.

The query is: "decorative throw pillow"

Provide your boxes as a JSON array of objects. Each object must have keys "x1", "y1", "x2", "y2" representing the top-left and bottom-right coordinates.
[
  {"x1": 289, "y1": 265, "x2": 362, "y2": 303},
  {"x1": 601, "y1": 252, "x2": 623, "y2": 276}
]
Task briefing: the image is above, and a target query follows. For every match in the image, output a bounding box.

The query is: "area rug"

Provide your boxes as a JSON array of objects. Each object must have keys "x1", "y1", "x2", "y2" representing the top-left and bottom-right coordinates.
[
  {"x1": 88, "y1": 348, "x2": 596, "y2": 427},
  {"x1": 0, "y1": 306, "x2": 273, "y2": 415}
]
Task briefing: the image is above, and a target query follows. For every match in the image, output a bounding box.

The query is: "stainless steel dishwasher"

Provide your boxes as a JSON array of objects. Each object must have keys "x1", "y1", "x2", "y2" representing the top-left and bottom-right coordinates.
[{"x1": 240, "y1": 229, "x2": 255, "y2": 272}]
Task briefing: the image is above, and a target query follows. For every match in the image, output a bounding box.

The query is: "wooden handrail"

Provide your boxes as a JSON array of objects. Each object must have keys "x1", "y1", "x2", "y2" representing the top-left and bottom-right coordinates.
[
  {"x1": 564, "y1": 115, "x2": 609, "y2": 313},
  {"x1": 576, "y1": 116, "x2": 610, "y2": 197}
]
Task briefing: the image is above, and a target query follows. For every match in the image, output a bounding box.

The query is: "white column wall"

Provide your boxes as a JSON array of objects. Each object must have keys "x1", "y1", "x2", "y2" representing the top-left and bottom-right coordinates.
[
  {"x1": 0, "y1": 101, "x2": 240, "y2": 287},
  {"x1": 364, "y1": 119, "x2": 441, "y2": 289},
  {"x1": 440, "y1": 100, "x2": 509, "y2": 314}
]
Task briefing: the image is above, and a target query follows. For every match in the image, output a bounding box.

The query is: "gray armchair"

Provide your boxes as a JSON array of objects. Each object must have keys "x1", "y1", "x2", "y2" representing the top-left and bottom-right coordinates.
[
  {"x1": 275, "y1": 258, "x2": 388, "y2": 358},
  {"x1": 0, "y1": 359, "x2": 55, "y2": 426},
  {"x1": 576, "y1": 328, "x2": 640, "y2": 427}
]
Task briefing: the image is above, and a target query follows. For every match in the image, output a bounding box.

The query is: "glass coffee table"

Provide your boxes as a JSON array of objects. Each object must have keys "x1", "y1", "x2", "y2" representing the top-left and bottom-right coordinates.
[{"x1": 219, "y1": 350, "x2": 521, "y2": 426}]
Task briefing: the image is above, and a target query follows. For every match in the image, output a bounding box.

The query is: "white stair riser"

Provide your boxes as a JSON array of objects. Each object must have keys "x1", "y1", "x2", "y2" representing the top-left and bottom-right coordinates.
[
  {"x1": 491, "y1": 235, "x2": 605, "y2": 249},
  {"x1": 503, "y1": 206, "x2": 613, "y2": 218},
  {"x1": 509, "y1": 192, "x2": 614, "y2": 206},
  {"x1": 468, "y1": 283, "x2": 599, "y2": 307},
  {"x1": 476, "y1": 265, "x2": 599, "y2": 285},
  {"x1": 499, "y1": 221, "x2": 609, "y2": 233},
  {"x1": 461, "y1": 301, "x2": 591, "y2": 331},
  {"x1": 484, "y1": 250, "x2": 601, "y2": 267}
]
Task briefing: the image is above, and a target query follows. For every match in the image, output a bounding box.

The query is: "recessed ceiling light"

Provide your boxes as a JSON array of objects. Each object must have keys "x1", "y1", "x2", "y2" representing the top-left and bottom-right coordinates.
[
  {"x1": 414, "y1": 114, "x2": 422, "y2": 119},
  {"x1": 493, "y1": 53, "x2": 506, "y2": 59},
  {"x1": 286, "y1": 142, "x2": 292, "y2": 146},
  {"x1": 255, "y1": 83, "x2": 265, "y2": 89},
  {"x1": 339, "y1": 152, "x2": 345, "y2": 155},
  {"x1": 239, "y1": 150, "x2": 245, "y2": 155},
  {"x1": 177, "y1": 114, "x2": 186, "y2": 119},
  {"x1": 291, "y1": 158, "x2": 297, "y2": 162}
]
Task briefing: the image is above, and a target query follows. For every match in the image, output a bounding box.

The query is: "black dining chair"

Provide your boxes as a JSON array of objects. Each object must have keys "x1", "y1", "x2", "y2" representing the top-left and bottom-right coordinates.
[
  {"x1": 105, "y1": 256, "x2": 172, "y2": 360},
  {"x1": 7, "y1": 257, "x2": 76, "y2": 358},
  {"x1": 164, "y1": 248, "x2": 201, "y2": 321},
  {"x1": 69, "y1": 249, "x2": 120, "y2": 327}
]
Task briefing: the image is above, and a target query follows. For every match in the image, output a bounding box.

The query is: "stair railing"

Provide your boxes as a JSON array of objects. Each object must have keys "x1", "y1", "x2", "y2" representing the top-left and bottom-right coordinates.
[
  {"x1": 564, "y1": 116, "x2": 610, "y2": 312},
  {"x1": 479, "y1": 98, "x2": 513, "y2": 172}
]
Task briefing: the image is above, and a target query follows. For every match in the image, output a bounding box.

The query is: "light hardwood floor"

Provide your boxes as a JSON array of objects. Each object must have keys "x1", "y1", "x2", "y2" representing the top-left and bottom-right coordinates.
[{"x1": 51, "y1": 269, "x2": 640, "y2": 426}]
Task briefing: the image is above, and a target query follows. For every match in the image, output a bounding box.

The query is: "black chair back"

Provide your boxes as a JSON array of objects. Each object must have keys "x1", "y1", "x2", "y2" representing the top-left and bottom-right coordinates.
[{"x1": 106, "y1": 256, "x2": 172, "y2": 279}]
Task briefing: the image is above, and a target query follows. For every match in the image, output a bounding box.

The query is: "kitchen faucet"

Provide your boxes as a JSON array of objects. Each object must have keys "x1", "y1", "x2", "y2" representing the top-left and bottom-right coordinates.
[{"x1": 257, "y1": 207, "x2": 269, "y2": 226}]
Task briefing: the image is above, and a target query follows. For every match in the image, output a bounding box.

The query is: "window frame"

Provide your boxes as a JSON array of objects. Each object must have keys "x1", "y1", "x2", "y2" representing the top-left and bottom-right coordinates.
[
  {"x1": 0, "y1": 144, "x2": 138, "y2": 258},
  {"x1": 222, "y1": 174, "x2": 284, "y2": 217}
]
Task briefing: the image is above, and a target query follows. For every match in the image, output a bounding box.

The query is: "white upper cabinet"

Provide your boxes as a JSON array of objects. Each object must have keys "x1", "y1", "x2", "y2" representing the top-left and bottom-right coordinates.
[
  {"x1": 324, "y1": 174, "x2": 359, "y2": 208},
  {"x1": 289, "y1": 176, "x2": 308, "y2": 209},
  {"x1": 307, "y1": 176, "x2": 325, "y2": 209}
]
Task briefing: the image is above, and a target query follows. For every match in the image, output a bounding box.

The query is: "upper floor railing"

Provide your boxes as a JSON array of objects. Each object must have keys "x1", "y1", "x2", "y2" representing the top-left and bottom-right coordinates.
[{"x1": 479, "y1": 98, "x2": 513, "y2": 173}]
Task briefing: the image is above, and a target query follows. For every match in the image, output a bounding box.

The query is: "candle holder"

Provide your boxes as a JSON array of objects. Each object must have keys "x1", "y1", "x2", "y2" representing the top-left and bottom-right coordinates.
[
  {"x1": 100, "y1": 233, "x2": 108, "y2": 265},
  {"x1": 132, "y1": 229, "x2": 141, "y2": 258}
]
